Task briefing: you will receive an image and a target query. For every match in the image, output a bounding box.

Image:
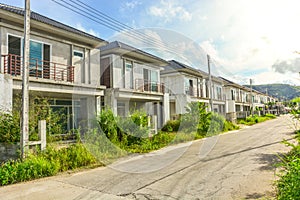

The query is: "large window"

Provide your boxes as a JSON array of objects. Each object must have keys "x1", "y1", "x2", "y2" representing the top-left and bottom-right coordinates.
[
  {"x1": 143, "y1": 68, "x2": 159, "y2": 92},
  {"x1": 7, "y1": 35, "x2": 51, "y2": 78},
  {"x1": 216, "y1": 86, "x2": 222, "y2": 100}
]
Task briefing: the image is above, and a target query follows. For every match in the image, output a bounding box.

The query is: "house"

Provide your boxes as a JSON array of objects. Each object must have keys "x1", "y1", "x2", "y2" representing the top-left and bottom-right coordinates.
[
  {"x1": 100, "y1": 41, "x2": 170, "y2": 128},
  {"x1": 161, "y1": 60, "x2": 226, "y2": 119},
  {"x1": 0, "y1": 3, "x2": 107, "y2": 131},
  {"x1": 220, "y1": 77, "x2": 277, "y2": 119}
]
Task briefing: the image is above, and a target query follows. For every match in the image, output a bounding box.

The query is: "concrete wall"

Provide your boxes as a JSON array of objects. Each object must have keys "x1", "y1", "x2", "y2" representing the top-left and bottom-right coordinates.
[
  {"x1": 0, "y1": 74, "x2": 12, "y2": 111},
  {"x1": 0, "y1": 143, "x2": 19, "y2": 163},
  {"x1": 161, "y1": 74, "x2": 185, "y2": 95},
  {"x1": 0, "y1": 26, "x2": 100, "y2": 87}
]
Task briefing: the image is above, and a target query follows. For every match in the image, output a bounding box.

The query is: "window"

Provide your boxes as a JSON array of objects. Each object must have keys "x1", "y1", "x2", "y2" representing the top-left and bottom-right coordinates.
[
  {"x1": 8, "y1": 35, "x2": 21, "y2": 75},
  {"x1": 231, "y1": 89, "x2": 236, "y2": 100},
  {"x1": 216, "y1": 87, "x2": 222, "y2": 100},
  {"x1": 143, "y1": 68, "x2": 159, "y2": 92},
  {"x1": 124, "y1": 60, "x2": 133, "y2": 89},
  {"x1": 73, "y1": 51, "x2": 83, "y2": 57},
  {"x1": 7, "y1": 35, "x2": 51, "y2": 78},
  {"x1": 29, "y1": 41, "x2": 50, "y2": 78}
]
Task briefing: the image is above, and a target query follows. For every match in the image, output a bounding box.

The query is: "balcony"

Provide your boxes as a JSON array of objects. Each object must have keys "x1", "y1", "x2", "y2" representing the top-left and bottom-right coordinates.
[
  {"x1": 135, "y1": 78, "x2": 164, "y2": 93},
  {"x1": 1, "y1": 54, "x2": 74, "y2": 83}
]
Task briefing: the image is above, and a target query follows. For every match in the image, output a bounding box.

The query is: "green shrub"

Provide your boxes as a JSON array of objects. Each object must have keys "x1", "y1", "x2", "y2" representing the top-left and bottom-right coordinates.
[
  {"x1": 223, "y1": 121, "x2": 240, "y2": 132},
  {"x1": 276, "y1": 141, "x2": 300, "y2": 199},
  {"x1": 0, "y1": 143, "x2": 97, "y2": 186},
  {"x1": 161, "y1": 120, "x2": 181, "y2": 132},
  {"x1": 0, "y1": 112, "x2": 20, "y2": 143}
]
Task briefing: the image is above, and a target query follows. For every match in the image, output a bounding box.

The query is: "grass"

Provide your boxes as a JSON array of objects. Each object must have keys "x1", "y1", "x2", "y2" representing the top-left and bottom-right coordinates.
[{"x1": 238, "y1": 114, "x2": 276, "y2": 126}]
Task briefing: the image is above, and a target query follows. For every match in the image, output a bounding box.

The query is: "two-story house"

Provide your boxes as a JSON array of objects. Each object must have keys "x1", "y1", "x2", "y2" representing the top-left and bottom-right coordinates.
[
  {"x1": 161, "y1": 60, "x2": 226, "y2": 119},
  {"x1": 100, "y1": 41, "x2": 170, "y2": 128},
  {"x1": 0, "y1": 3, "x2": 107, "y2": 131}
]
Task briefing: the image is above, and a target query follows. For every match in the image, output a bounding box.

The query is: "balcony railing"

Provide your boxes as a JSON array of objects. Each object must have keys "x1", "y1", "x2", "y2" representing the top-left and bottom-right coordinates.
[
  {"x1": 1, "y1": 54, "x2": 74, "y2": 83},
  {"x1": 135, "y1": 79, "x2": 164, "y2": 93}
]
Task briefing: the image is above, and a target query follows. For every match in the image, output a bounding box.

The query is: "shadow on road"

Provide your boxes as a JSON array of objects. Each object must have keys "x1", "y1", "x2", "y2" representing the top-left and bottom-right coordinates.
[
  {"x1": 255, "y1": 153, "x2": 284, "y2": 171},
  {"x1": 201, "y1": 137, "x2": 294, "y2": 162}
]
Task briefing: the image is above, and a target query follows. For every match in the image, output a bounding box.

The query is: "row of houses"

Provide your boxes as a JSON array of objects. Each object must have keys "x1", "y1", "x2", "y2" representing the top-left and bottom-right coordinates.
[{"x1": 0, "y1": 4, "x2": 277, "y2": 132}]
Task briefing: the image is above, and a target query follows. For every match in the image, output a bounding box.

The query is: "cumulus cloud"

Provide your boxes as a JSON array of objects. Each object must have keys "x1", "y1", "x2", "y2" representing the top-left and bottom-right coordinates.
[
  {"x1": 272, "y1": 58, "x2": 300, "y2": 74},
  {"x1": 148, "y1": 0, "x2": 192, "y2": 22}
]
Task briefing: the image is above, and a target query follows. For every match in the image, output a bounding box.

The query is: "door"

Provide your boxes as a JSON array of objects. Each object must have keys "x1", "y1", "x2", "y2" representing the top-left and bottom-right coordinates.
[
  {"x1": 124, "y1": 61, "x2": 133, "y2": 89},
  {"x1": 73, "y1": 51, "x2": 84, "y2": 83}
]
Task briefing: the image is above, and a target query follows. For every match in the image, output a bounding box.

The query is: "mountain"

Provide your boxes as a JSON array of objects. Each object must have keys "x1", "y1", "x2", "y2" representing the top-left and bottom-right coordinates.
[{"x1": 244, "y1": 84, "x2": 300, "y2": 101}]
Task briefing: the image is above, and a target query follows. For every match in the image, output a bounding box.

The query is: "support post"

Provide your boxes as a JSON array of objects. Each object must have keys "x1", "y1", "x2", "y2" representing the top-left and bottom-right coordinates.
[
  {"x1": 21, "y1": 0, "x2": 30, "y2": 159},
  {"x1": 207, "y1": 54, "x2": 213, "y2": 112},
  {"x1": 38, "y1": 120, "x2": 46, "y2": 150}
]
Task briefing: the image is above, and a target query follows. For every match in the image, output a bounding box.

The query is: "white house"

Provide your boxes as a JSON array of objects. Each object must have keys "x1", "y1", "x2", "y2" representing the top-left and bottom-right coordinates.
[
  {"x1": 100, "y1": 41, "x2": 170, "y2": 128},
  {"x1": 0, "y1": 3, "x2": 107, "y2": 131}
]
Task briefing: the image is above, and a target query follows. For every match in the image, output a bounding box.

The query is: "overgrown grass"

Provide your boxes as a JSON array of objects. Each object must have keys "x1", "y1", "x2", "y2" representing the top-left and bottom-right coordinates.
[
  {"x1": 276, "y1": 140, "x2": 300, "y2": 199},
  {"x1": 0, "y1": 143, "x2": 99, "y2": 186},
  {"x1": 238, "y1": 114, "x2": 276, "y2": 126}
]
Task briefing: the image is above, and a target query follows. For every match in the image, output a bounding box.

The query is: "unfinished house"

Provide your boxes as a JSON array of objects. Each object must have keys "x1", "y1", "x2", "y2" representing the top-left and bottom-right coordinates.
[
  {"x1": 0, "y1": 3, "x2": 107, "y2": 131},
  {"x1": 100, "y1": 41, "x2": 170, "y2": 128},
  {"x1": 161, "y1": 60, "x2": 226, "y2": 119}
]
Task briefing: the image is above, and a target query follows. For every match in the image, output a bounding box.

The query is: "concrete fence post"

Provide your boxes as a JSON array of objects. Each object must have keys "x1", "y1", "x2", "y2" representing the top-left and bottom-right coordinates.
[{"x1": 38, "y1": 120, "x2": 46, "y2": 150}]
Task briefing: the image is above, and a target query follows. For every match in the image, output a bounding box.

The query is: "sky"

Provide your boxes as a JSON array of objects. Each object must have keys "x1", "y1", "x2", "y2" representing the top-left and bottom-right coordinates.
[{"x1": 2, "y1": 0, "x2": 300, "y2": 86}]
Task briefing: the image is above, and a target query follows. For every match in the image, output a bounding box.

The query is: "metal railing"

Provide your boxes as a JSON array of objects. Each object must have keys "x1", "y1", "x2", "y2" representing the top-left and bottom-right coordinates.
[
  {"x1": 135, "y1": 78, "x2": 164, "y2": 93},
  {"x1": 1, "y1": 54, "x2": 74, "y2": 83}
]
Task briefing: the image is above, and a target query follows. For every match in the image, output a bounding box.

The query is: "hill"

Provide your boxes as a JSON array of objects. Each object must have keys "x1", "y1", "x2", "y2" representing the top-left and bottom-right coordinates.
[{"x1": 244, "y1": 84, "x2": 300, "y2": 101}]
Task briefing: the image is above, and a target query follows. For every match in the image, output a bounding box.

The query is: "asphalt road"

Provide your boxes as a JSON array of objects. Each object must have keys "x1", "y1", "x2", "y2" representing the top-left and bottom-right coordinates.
[{"x1": 0, "y1": 115, "x2": 296, "y2": 200}]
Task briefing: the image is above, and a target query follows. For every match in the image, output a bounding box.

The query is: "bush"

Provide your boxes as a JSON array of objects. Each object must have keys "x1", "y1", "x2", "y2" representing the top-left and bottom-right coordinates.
[
  {"x1": 0, "y1": 112, "x2": 20, "y2": 143},
  {"x1": 161, "y1": 120, "x2": 181, "y2": 132},
  {"x1": 0, "y1": 143, "x2": 97, "y2": 186},
  {"x1": 276, "y1": 141, "x2": 300, "y2": 199}
]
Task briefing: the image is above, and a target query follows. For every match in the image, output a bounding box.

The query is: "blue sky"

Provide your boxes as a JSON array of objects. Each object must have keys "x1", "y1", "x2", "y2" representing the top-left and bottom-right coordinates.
[{"x1": 2, "y1": 0, "x2": 300, "y2": 85}]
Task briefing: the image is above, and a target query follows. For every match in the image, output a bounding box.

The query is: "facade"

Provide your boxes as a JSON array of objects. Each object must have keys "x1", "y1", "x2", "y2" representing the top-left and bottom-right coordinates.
[
  {"x1": 0, "y1": 4, "x2": 107, "y2": 131},
  {"x1": 100, "y1": 41, "x2": 170, "y2": 128},
  {"x1": 221, "y1": 77, "x2": 277, "y2": 118},
  {"x1": 161, "y1": 60, "x2": 226, "y2": 119}
]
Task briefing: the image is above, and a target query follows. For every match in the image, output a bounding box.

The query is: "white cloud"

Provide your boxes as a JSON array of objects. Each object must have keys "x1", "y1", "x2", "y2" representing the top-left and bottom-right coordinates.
[
  {"x1": 148, "y1": 0, "x2": 192, "y2": 22},
  {"x1": 120, "y1": 1, "x2": 141, "y2": 11},
  {"x1": 75, "y1": 23, "x2": 100, "y2": 37}
]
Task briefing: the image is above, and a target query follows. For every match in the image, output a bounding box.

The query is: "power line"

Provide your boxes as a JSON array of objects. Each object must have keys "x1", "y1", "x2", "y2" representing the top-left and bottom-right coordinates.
[{"x1": 52, "y1": 0, "x2": 176, "y2": 52}]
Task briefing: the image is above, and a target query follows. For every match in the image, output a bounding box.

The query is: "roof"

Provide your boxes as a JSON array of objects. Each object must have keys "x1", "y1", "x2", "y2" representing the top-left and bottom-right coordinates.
[
  {"x1": 162, "y1": 60, "x2": 208, "y2": 76},
  {"x1": 100, "y1": 41, "x2": 169, "y2": 66},
  {"x1": 0, "y1": 3, "x2": 106, "y2": 43}
]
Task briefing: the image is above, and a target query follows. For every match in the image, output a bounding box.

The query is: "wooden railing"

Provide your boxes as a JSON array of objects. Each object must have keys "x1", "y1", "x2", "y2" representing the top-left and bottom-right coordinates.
[
  {"x1": 135, "y1": 79, "x2": 164, "y2": 93},
  {"x1": 1, "y1": 54, "x2": 74, "y2": 83}
]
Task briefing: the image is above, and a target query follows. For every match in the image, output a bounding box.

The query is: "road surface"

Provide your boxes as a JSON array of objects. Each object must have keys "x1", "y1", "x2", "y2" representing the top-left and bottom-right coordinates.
[{"x1": 0, "y1": 115, "x2": 296, "y2": 200}]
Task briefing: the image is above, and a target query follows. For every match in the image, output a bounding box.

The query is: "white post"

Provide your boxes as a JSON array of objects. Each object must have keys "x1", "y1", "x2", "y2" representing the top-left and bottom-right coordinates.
[
  {"x1": 21, "y1": 0, "x2": 30, "y2": 159},
  {"x1": 207, "y1": 55, "x2": 213, "y2": 112},
  {"x1": 38, "y1": 120, "x2": 46, "y2": 150}
]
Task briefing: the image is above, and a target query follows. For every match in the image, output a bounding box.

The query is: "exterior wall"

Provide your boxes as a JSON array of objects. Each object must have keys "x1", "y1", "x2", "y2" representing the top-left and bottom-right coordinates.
[
  {"x1": 110, "y1": 54, "x2": 161, "y2": 90},
  {"x1": 161, "y1": 74, "x2": 185, "y2": 95},
  {"x1": 0, "y1": 26, "x2": 100, "y2": 87},
  {"x1": 0, "y1": 74, "x2": 12, "y2": 111}
]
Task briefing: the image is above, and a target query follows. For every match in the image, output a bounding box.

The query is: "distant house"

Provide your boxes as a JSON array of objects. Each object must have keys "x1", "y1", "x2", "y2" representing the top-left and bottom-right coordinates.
[
  {"x1": 0, "y1": 3, "x2": 107, "y2": 131},
  {"x1": 100, "y1": 41, "x2": 170, "y2": 128},
  {"x1": 161, "y1": 60, "x2": 226, "y2": 119}
]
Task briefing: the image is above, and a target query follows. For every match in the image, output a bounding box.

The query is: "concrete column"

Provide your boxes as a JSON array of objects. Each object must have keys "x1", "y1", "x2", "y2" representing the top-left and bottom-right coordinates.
[
  {"x1": 38, "y1": 120, "x2": 46, "y2": 150},
  {"x1": 163, "y1": 93, "x2": 170, "y2": 124},
  {"x1": 104, "y1": 89, "x2": 117, "y2": 115}
]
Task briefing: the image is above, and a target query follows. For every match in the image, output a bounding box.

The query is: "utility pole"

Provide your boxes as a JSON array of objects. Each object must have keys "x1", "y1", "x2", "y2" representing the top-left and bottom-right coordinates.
[
  {"x1": 207, "y1": 54, "x2": 213, "y2": 112},
  {"x1": 250, "y1": 78, "x2": 253, "y2": 116},
  {"x1": 21, "y1": 0, "x2": 30, "y2": 159}
]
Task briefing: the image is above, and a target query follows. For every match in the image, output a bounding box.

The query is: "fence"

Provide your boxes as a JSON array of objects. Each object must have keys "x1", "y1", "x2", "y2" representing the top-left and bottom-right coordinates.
[{"x1": 1, "y1": 54, "x2": 74, "y2": 83}]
